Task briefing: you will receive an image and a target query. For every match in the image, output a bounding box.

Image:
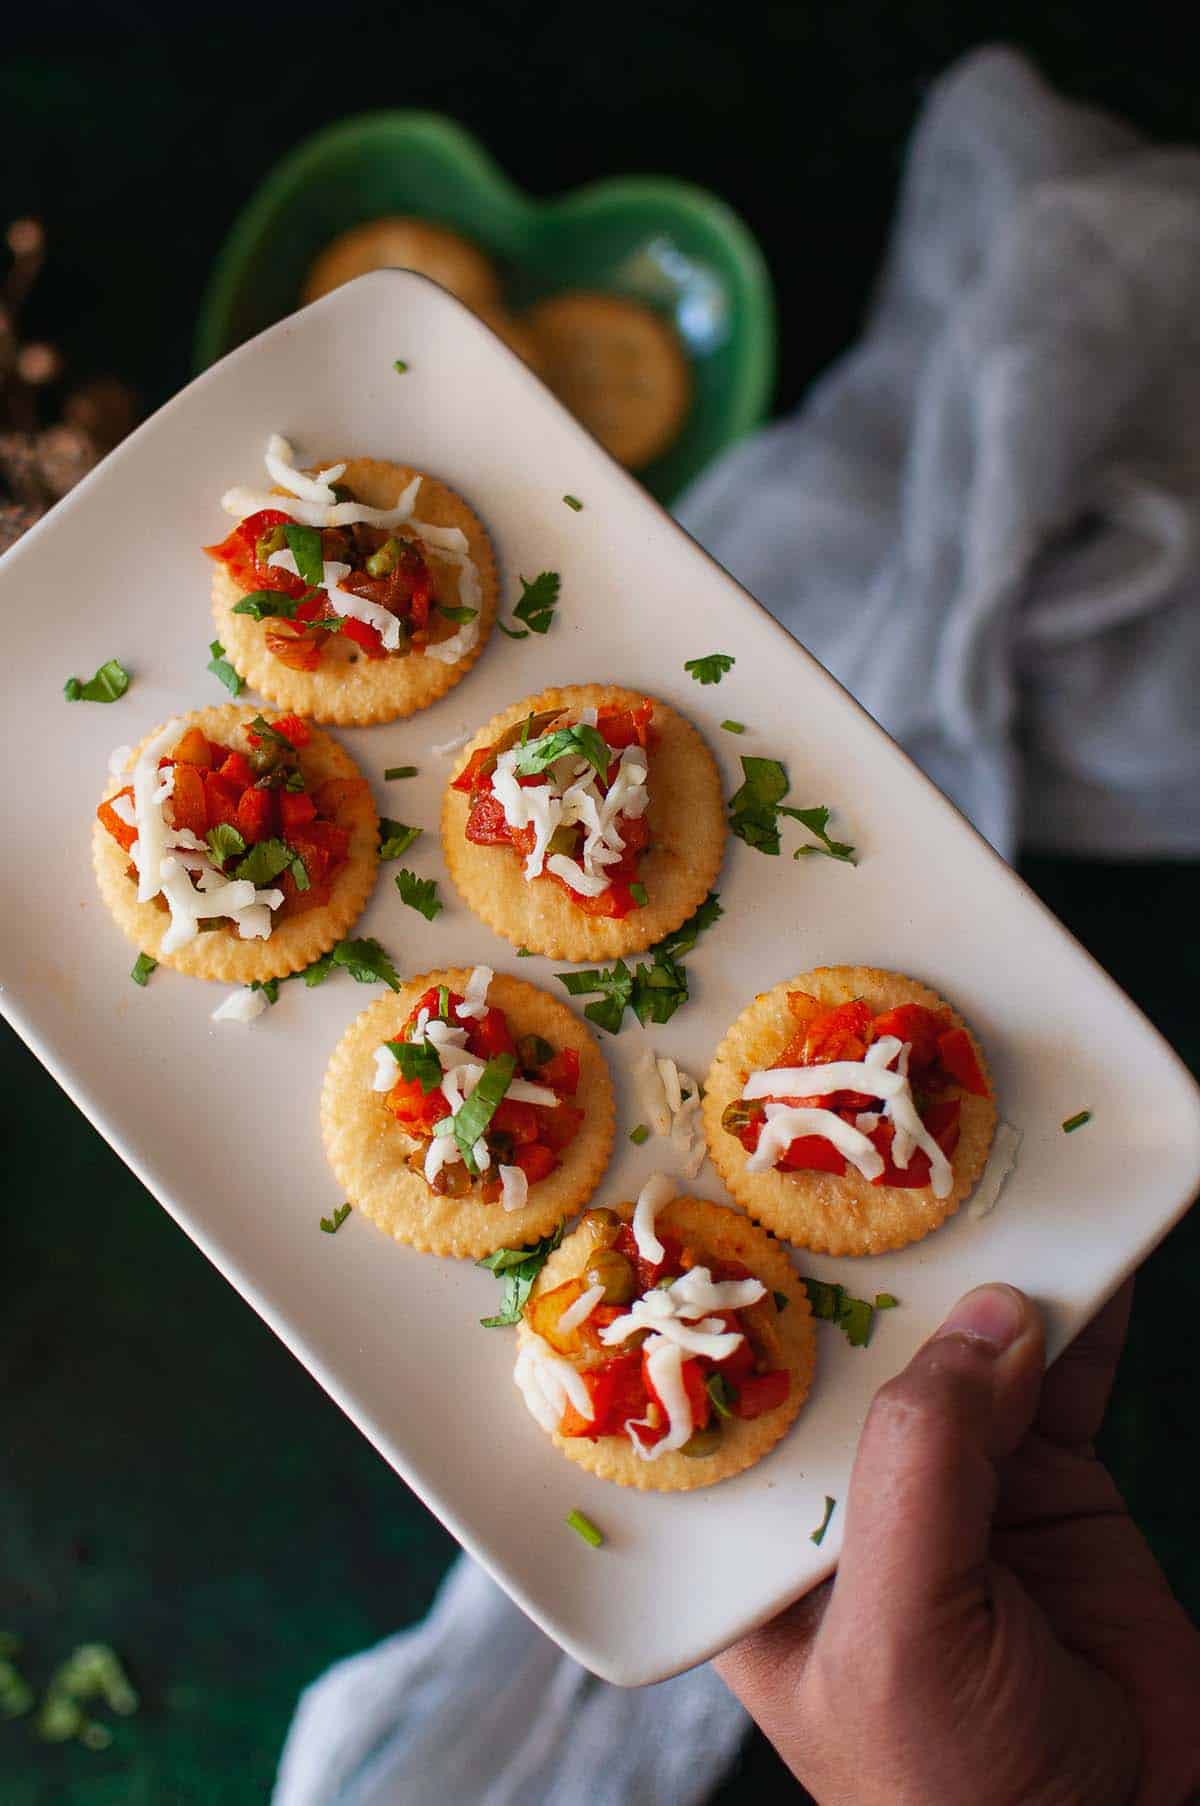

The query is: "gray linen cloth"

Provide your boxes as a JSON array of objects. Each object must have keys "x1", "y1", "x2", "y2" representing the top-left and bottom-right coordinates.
[{"x1": 274, "y1": 44, "x2": 1200, "y2": 1806}]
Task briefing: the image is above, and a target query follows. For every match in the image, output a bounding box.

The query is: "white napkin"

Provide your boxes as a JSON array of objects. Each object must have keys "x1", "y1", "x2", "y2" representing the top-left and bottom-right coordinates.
[
  {"x1": 272, "y1": 1558, "x2": 748, "y2": 1806},
  {"x1": 274, "y1": 45, "x2": 1200, "y2": 1806},
  {"x1": 679, "y1": 45, "x2": 1200, "y2": 859}
]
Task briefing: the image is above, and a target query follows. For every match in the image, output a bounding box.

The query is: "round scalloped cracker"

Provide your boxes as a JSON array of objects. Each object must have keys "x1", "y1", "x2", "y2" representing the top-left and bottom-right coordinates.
[
  {"x1": 517, "y1": 1193, "x2": 816, "y2": 1492},
  {"x1": 702, "y1": 966, "x2": 997, "y2": 1256},
  {"x1": 211, "y1": 458, "x2": 499, "y2": 726},
  {"x1": 321, "y1": 969, "x2": 615, "y2": 1258},
  {"x1": 441, "y1": 684, "x2": 725, "y2": 961},
  {"x1": 92, "y1": 703, "x2": 378, "y2": 982}
]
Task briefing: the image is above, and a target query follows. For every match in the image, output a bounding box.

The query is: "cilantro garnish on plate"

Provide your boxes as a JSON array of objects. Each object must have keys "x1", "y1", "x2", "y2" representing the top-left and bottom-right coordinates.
[
  {"x1": 810, "y1": 1495, "x2": 837, "y2": 1546},
  {"x1": 379, "y1": 820, "x2": 421, "y2": 860},
  {"x1": 320, "y1": 1203, "x2": 352, "y2": 1234},
  {"x1": 130, "y1": 953, "x2": 157, "y2": 987},
  {"x1": 729, "y1": 758, "x2": 856, "y2": 863},
  {"x1": 803, "y1": 1277, "x2": 896, "y2": 1347},
  {"x1": 556, "y1": 891, "x2": 721, "y2": 1033},
  {"x1": 395, "y1": 868, "x2": 442, "y2": 920},
  {"x1": 497, "y1": 570, "x2": 561, "y2": 639},
  {"x1": 477, "y1": 1224, "x2": 565, "y2": 1327},
  {"x1": 781, "y1": 803, "x2": 856, "y2": 864},
  {"x1": 63, "y1": 658, "x2": 130, "y2": 704},
  {"x1": 684, "y1": 652, "x2": 735, "y2": 685}
]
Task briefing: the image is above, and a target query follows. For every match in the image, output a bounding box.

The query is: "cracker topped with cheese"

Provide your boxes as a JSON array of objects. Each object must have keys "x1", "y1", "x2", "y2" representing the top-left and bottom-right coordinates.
[
  {"x1": 702, "y1": 967, "x2": 997, "y2": 1256},
  {"x1": 441, "y1": 684, "x2": 726, "y2": 962},
  {"x1": 321, "y1": 967, "x2": 615, "y2": 1258},
  {"x1": 93, "y1": 704, "x2": 378, "y2": 982},
  {"x1": 515, "y1": 1184, "x2": 815, "y2": 1492},
  {"x1": 208, "y1": 438, "x2": 498, "y2": 726}
]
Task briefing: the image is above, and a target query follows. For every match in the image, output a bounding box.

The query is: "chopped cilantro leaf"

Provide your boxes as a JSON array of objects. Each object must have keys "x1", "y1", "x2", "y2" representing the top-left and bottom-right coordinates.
[
  {"x1": 497, "y1": 570, "x2": 560, "y2": 638},
  {"x1": 513, "y1": 723, "x2": 609, "y2": 783},
  {"x1": 562, "y1": 494, "x2": 583, "y2": 511},
  {"x1": 629, "y1": 1123, "x2": 650, "y2": 1145},
  {"x1": 63, "y1": 658, "x2": 130, "y2": 704},
  {"x1": 874, "y1": 1293, "x2": 898, "y2": 1310},
  {"x1": 233, "y1": 838, "x2": 293, "y2": 886},
  {"x1": 379, "y1": 820, "x2": 421, "y2": 859},
  {"x1": 810, "y1": 1495, "x2": 836, "y2": 1547},
  {"x1": 557, "y1": 960, "x2": 634, "y2": 1035},
  {"x1": 206, "y1": 639, "x2": 243, "y2": 697},
  {"x1": 300, "y1": 950, "x2": 336, "y2": 987},
  {"x1": 721, "y1": 719, "x2": 746, "y2": 734},
  {"x1": 772, "y1": 1289, "x2": 790, "y2": 1313},
  {"x1": 396, "y1": 868, "x2": 442, "y2": 920},
  {"x1": 331, "y1": 937, "x2": 401, "y2": 991},
  {"x1": 1062, "y1": 1109, "x2": 1092, "y2": 1133},
  {"x1": 684, "y1": 652, "x2": 735, "y2": 686},
  {"x1": 729, "y1": 756, "x2": 789, "y2": 855},
  {"x1": 231, "y1": 589, "x2": 300, "y2": 622},
  {"x1": 393, "y1": 359, "x2": 408, "y2": 373},
  {"x1": 478, "y1": 1224, "x2": 564, "y2": 1326},
  {"x1": 630, "y1": 952, "x2": 688, "y2": 1026},
  {"x1": 630, "y1": 881, "x2": 649, "y2": 906},
  {"x1": 250, "y1": 978, "x2": 279, "y2": 1005},
  {"x1": 516, "y1": 946, "x2": 532, "y2": 957},
  {"x1": 130, "y1": 953, "x2": 157, "y2": 987},
  {"x1": 320, "y1": 1203, "x2": 352, "y2": 1234},
  {"x1": 384, "y1": 766, "x2": 418, "y2": 780},
  {"x1": 803, "y1": 1277, "x2": 892, "y2": 1347},
  {"x1": 781, "y1": 803, "x2": 856, "y2": 864},
  {"x1": 206, "y1": 823, "x2": 246, "y2": 866},
  {"x1": 436, "y1": 602, "x2": 479, "y2": 624},
  {"x1": 284, "y1": 522, "x2": 325, "y2": 588},
  {"x1": 565, "y1": 1509, "x2": 604, "y2": 1548},
  {"x1": 653, "y1": 891, "x2": 722, "y2": 960},
  {"x1": 386, "y1": 1036, "x2": 442, "y2": 1093},
  {"x1": 448, "y1": 1053, "x2": 515, "y2": 1172}
]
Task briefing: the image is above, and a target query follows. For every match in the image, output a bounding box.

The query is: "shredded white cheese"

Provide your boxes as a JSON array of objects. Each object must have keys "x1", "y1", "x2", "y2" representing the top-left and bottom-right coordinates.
[
  {"x1": 108, "y1": 744, "x2": 133, "y2": 779},
  {"x1": 514, "y1": 1334, "x2": 595, "y2": 1433},
  {"x1": 488, "y1": 733, "x2": 648, "y2": 894},
  {"x1": 557, "y1": 1284, "x2": 606, "y2": 1334},
  {"x1": 630, "y1": 1055, "x2": 705, "y2": 1176},
  {"x1": 632, "y1": 1172, "x2": 676, "y2": 1264},
  {"x1": 455, "y1": 965, "x2": 493, "y2": 1021},
  {"x1": 742, "y1": 1038, "x2": 954, "y2": 1197},
  {"x1": 498, "y1": 1165, "x2": 529, "y2": 1213},
  {"x1": 968, "y1": 1121, "x2": 1021, "y2": 1220},
  {"x1": 628, "y1": 1338, "x2": 692, "y2": 1460},
  {"x1": 210, "y1": 986, "x2": 270, "y2": 1026},
  {"x1": 432, "y1": 728, "x2": 472, "y2": 757}
]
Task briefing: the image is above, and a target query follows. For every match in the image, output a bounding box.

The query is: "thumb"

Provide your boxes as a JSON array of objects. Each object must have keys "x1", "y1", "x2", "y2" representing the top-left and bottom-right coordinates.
[{"x1": 833, "y1": 1283, "x2": 1044, "y2": 1622}]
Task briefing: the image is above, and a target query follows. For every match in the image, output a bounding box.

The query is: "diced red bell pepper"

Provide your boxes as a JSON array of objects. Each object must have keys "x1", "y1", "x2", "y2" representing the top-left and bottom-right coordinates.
[
  {"x1": 404, "y1": 986, "x2": 457, "y2": 1032},
  {"x1": 278, "y1": 871, "x2": 331, "y2": 917},
  {"x1": 332, "y1": 615, "x2": 387, "y2": 658},
  {"x1": 312, "y1": 777, "x2": 367, "y2": 818},
  {"x1": 97, "y1": 788, "x2": 137, "y2": 852},
  {"x1": 537, "y1": 1103, "x2": 584, "y2": 1153},
  {"x1": 202, "y1": 770, "x2": 242, "y2": 832},
  {"x1": 870, "y1": 1004, "x2": 948, "y2": 1075},
  {"x1": 868, "y1": 1098, "x2": 961, "y2": 1188},
  {"x1": 490, "y1": 1099, "x2": 539, "y2": 1144},
  {"x1": 386, "y1": 1076, "x2": 451, "y2": 1135},
  {"x1": 596, "y1": 701, "x2": 654, "y2": 749},
  {"x1": 615, "y1": 1222, "x2": 681, "y2": 1290},
  {"x1": 280, "y1": 790, "x2": 317, "y2": 834},
  {"x1": 452, "y1": 747, "x2": 496, "y2": 794},
  {"x1": 171, "y1": 726, "x2": 213, "y2": 769},
  {"x1": 218, "y1": 750, "x2": 253, "y2": 790},
  {"x1": 551, "y1": 873, "x2": 637, "y2": 918},
  {"x1": 537, "y1": 1048, "x2": 580, "y2": 1095},
  {"x1": 711, "y1": 1313, "x2": 757, "y2": 1383},
  {"x1": 468, "y1": 1006, "x2": 517, "y2": 1059},
  {"x1": 264, "y1": 713, "x2": 310, "y2": 749},
  {"x1": 778, "y1": 1134, "x2": 847, "y2": 1175},
  {"x1": 514, "y1": 1143, "x2": 557, "y2": 1184},
  {"x1": 170, "y1": 764, "x2": 208, "y2": 838},
  {"x1": 204, "y1": 509, "x2": 301, "y2": 594},
  {"x1": 733, "y1": 1369, "x2": 790, "y2": 1420},
  {"x1": 802, "y1": 999, "x2": 873, "y2": 1064},
  {"x1": 236, "y1": 786, "x2": 278, "y2": 846},
  {"x1": 465, "y1": 793, "x2": 511, "y2": 845},
  {"x1": 560, "y1": 1351, "x2": 647, "y2": 1439},
  {"x1": 937, "y1": 1027, "x2": 990, "y2": 1096}
]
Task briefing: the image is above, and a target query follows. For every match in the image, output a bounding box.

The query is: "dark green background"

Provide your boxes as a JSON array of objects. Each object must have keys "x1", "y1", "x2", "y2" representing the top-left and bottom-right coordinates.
[{"x1": 3, "y1": 7, "x2": 1198, "y2": 1800}]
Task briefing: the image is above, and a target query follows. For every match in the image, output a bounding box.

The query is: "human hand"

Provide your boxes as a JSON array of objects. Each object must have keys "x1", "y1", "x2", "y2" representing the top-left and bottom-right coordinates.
[{"x1": 717, "y1": 1282, "x2": 1200, "y2": 1805}]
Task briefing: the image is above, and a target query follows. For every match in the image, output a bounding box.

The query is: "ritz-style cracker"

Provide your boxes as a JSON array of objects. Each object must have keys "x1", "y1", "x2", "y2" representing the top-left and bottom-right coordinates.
[
  {"x1": 321, "y1": 970, "x2": 616, "y2": 1259},
  {"x1": 212, "y1": 457, "x2": 499, "y2": 726},
  {"x1": 517, "y1": 1194, "x2": 816, "y2": 1492},
  {"x1": 441, "y1": 684, "x2": 726, "y2": 962},
  {"x1": 93, "y1": 704, "x2": 378, "y2": 983},
  {"x1": 703, "y1": 966, "x2": 997, "y2": 1256}
]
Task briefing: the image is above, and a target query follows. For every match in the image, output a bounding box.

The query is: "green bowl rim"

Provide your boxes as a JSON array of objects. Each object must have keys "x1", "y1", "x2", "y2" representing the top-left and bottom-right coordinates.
[{"x1": 194, "y1": 109, "x2": 777, "y2": 455}]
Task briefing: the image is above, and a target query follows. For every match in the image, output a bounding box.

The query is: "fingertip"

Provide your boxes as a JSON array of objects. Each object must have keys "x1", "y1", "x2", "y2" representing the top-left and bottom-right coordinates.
[{"x1": 932, "y1": 1283, "x2": 1040, "y2": 1357}]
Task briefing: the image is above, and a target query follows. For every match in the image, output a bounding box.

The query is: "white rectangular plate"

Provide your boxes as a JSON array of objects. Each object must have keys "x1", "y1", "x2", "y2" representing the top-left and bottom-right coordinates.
[{"x1": 4, "y1": 271, "x2": 1199, "y2": 1686}]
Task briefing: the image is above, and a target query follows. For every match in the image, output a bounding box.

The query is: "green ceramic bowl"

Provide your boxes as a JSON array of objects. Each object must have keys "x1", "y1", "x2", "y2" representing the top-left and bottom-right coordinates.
[{"x1": 195, "y1": 112, "x2": 776, "y2": 504}]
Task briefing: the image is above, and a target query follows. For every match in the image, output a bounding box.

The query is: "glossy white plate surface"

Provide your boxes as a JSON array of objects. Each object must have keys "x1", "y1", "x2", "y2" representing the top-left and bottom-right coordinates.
[{"x1": 3, "y1": 271, "x2": 1198, "y2": 1686}]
